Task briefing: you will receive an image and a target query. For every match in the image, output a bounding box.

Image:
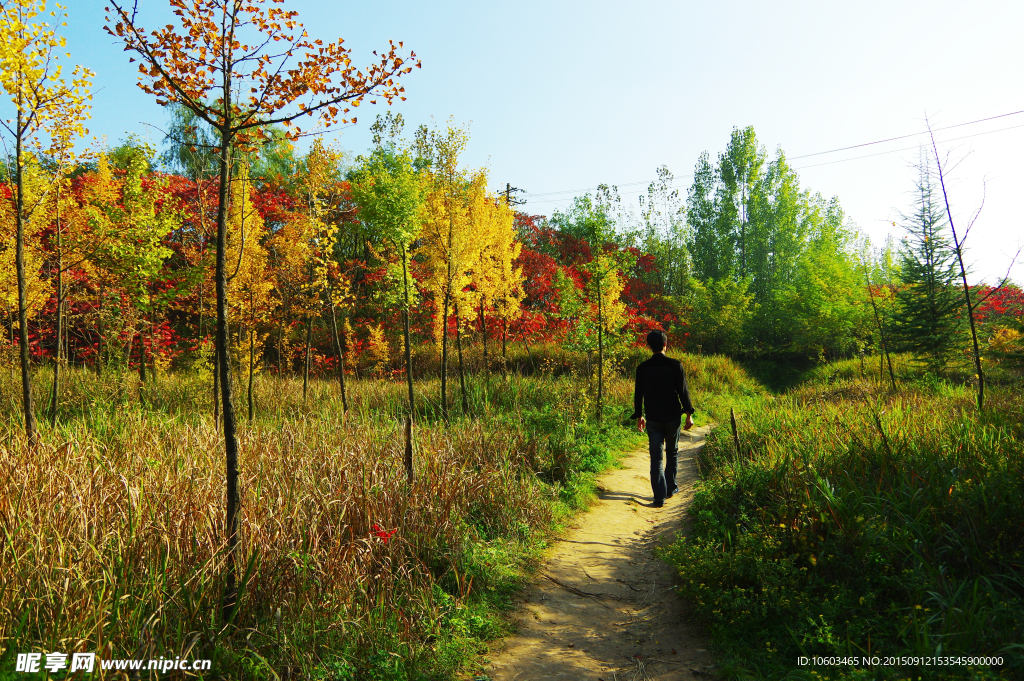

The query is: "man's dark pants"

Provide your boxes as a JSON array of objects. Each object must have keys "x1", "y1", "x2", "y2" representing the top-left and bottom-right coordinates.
[{"x1": 646, "y1": 419, "x2": 681, "y2": 502}]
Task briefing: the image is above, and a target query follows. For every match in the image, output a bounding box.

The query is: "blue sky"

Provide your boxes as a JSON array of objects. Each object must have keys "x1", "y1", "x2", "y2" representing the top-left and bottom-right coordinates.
[{"x1": 38, "y1": 0, "x2": 1024, "y2": 282}]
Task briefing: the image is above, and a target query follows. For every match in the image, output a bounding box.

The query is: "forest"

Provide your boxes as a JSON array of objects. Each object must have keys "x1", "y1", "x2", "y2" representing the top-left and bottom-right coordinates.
[{"x1": 2, "y1": 1, "x2": 1023, "y2": 680}]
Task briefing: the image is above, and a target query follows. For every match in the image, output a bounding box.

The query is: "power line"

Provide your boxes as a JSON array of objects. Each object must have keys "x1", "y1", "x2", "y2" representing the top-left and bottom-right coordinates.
[
  {"x1": 793, "y1": 123, "x2": 1024, "y2": 170},
  {"x1": 522, "y1": 108, "x2": 1024, "y2": 205},
  {"x1": 789, "y1": 109, "x2": 1024, "y2": 160}
]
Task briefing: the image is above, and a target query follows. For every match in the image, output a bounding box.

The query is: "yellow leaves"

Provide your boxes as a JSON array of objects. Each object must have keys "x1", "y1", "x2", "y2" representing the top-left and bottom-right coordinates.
[
  {"x1": 0, "y1": 0, "x2": 91, "y2": 157},
  {"x1": 989, "y1": 326, "x2": 1022, "y2": 355},
  {"x1": 588, "y1": 254, "x2": 627, "y2": 334},
  {"x1": 226, "y1": 163, "x2": 275, "y2": 324},
  {"x1": 366, "y1": 323, "x2": 391, "y2": 376}
]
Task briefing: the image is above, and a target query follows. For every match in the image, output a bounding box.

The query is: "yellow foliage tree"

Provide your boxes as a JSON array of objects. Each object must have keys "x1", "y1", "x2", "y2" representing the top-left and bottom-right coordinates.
[
  {"x1": 0, "y1": 0, "x2": 92, "y2": 446},
  {"x1": 226, "y1": 164, "x2": 275, "y2": 420},
  {"x1": 416, "y1": 122, "x2": 481, "y2": 417},
  {"x1": 587, "y1": 253, "x2": 628, "y2": 421},
  {"x1": 461, "y1": 181, "x2": 523, "y2": 368},
  {"x1": 0, "y1": 158, "x2": 51, "y2": 349}
]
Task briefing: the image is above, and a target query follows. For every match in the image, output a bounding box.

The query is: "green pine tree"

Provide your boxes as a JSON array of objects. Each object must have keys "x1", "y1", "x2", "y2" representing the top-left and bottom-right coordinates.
[{"x1": 890, "y1": 157, "x2": 964, "y2": 371}]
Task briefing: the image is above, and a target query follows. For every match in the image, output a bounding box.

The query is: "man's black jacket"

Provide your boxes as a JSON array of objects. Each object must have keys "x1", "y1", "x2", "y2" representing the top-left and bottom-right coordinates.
[{"x1": 630, "y1": 353, "x2": 695, "y2": 422}]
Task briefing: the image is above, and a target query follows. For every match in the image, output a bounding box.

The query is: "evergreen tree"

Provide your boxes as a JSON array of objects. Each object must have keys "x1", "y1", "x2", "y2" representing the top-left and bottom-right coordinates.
[{"x1": 890, "y1": 157, "x2": 963, "y2": 371}]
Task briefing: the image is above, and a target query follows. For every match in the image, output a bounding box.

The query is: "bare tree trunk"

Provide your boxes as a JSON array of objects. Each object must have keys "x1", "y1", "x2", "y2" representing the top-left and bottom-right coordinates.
[
  {"x1": 441, "y1": 291, "x2": 450, "y2": 423},
  {"x1": 215, "y1": 129, "x2": 241, "y2": 624},
  {"x1": 327, "y1": 301, "x2": 348, "y2": 415},
  {"x1": 150, "y1": 298, "x2": 157, "y2": 382},
  {"x1": 401, "y1": 244, "x2": 414, "y2": 415},
  {"x1": 403, "y1": 415, "x2": 414, "y2": 484},
  {"x1": 864, "y1": 271, "x2": 896, "y2": 391},
  {"x1": 96, "y1": 285, "x2": 104, "y2": 376},
  {"x1": 14, "y1": 125, "x2": 39, "y2": 447},
  {"x1": 596, "y1": 282, "x2": 604, "y2": 423},
  {"x1": 49, "y1": 195, "x2": 64, "y2": 425},
  {"x1": 303, "y1": 315, "x2": 312, "y2": 406},
  {"x1": 399, "y1": 245, "x2": 416, "y2": 480},
  {"x1": 929, "y1": 128, "x2": 985, "y2": 412},
  {"x1": 455, "y1": 299, "x2": 468, "y2": 414},
  {"x1": 138, "y1": 297, "x2": 147, "y2": 383},
  {"x1": 247, "y1": 318, "x2": 255, "y2": 421},
  {"x1": 480, "y1": 299, "x2": 487, "y2": 373}
]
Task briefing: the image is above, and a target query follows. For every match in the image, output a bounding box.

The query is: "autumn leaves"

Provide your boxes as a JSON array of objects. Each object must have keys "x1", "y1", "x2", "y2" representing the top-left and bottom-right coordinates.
[{"x1": 412, "y1": 123, "x2": 524, "y2": 419}]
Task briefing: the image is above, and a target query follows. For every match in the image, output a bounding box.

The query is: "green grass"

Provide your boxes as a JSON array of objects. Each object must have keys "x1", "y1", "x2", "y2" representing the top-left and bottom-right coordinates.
[{"x1": 661, "y1": 355, "x2": 1024, "y2": 680}]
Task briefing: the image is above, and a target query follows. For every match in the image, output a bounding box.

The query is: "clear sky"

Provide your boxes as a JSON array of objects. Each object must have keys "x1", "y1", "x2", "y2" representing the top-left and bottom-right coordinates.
[{"x1": 44, "y1": 0, "x2": 1024, "y2": 282}]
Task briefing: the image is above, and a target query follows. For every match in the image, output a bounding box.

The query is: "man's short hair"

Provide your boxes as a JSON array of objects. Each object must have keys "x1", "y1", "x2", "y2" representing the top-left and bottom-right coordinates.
[{"x1": 646, "y1": 330, "x2": 667, "y2": 352}]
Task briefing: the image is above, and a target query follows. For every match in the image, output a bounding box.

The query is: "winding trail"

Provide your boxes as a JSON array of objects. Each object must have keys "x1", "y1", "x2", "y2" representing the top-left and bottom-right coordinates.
[{"x1": 485, "y1": 425, "x2": 717, "y2": 680}]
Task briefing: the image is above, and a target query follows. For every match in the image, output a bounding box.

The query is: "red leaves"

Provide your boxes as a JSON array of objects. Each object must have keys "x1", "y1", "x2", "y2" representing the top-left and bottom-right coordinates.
[{"x1": 371, "y1": 523, "x2": 396, "y2": 543}]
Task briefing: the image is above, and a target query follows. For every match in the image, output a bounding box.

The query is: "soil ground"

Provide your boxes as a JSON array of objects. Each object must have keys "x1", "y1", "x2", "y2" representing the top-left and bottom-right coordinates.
[{"x1": 483, "y1": 425, "x2": 717, "y2": 680}]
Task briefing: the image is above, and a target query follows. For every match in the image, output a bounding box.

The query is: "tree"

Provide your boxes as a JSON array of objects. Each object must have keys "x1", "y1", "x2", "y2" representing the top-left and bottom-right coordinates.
[
  {"x1": 349, "y1": 138, "x2": 423, "y2": 479},
  {"x1": 775, "y1": 196, "x2": 865, "y2": 359},
  {"x1": 289, "y1": 139, "x2": 346, "y2": 407},
  {"x1": 687, "y1": 151, "x2": 729, "y2": 281},
  {"x1": 225, "y1": 163, "x2": 274, "y2": 421},
  {"x1": 471, "y1": 188, "x2": 523, "y2": 370},
  {"x1": 547, "y1": 191, "x2": 626, "y2": 418},
  {"x1": 0, "y1": 0, "x2": 92, "y2": 446},
  {"x1": 927, "y1": 123, "x2": 1019, "y2": 412},
  {"x1": 889, "y1": 154, "x2": 963, "y2": 372},
  {"x1": 587, "y1": 253, "x2": 627, "y2": 420},
  {"x1": 639, "y1": 165, "x2": 689, "y2": 297},
  {"x1": 45, "y1": 144, "x2": 100, "y2": 421},
  {"x1": 416, "y1": 122, "x2": 476, "y2": 420},
  {"x1": 0, "y1": 158, "x2": 52, "y2": 358},
  {"x1": 717, "y1": 126, "x2": 763, "y2": 280},
  {"x1": 105, "y1": 0, "x2": 418, "y2": 619},
  {"x1": 85, "y1": 142, "x2": 177, "y2": 383}
]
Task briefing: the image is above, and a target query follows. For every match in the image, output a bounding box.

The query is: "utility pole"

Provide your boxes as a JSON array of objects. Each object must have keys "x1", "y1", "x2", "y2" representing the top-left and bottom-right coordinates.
[{"x1": 502, "y1": 182, "x2": 525, "y2": 207}]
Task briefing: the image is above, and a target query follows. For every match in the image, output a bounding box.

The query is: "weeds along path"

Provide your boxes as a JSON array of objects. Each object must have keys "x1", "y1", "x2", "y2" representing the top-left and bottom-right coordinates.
[{"x1": 485, "y1": 425, "x2": 716, "y2": 680}]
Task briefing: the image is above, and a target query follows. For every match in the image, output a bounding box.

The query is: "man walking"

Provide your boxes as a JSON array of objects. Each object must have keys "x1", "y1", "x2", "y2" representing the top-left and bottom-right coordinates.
[{"x1": 631, "y1": 330, "x2": 694, "y2": 507}]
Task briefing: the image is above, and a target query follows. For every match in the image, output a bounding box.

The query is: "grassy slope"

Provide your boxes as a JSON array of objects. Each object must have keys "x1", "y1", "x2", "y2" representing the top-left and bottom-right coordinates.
[{"x1": 661, "y1": 355, "x2": 1024, "y2": 680}]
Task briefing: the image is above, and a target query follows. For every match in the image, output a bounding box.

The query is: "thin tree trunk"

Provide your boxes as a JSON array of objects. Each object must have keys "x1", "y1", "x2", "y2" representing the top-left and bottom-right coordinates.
[
  {"x1": 14, "y1": 124, "x2": 39, "y2": 447},
  {"x1": 214, "y1": 342, "x2": 220, "y2": 432},
  {"x1": 247, "y1": 317, "x2": 255, "y2": 421},
  {"x1": 929, "y1": 132, "x2": 985, "y2": 412},
  {"x1": 864, "y1": 272, "x2": 896, "y2": 391},
  {"x1": 441, "y1": 291, "x2": 450, "y2": 423},
  {"x1": 404, "y1": 415, "x2": 414, "y2": 484},
  {"x1": 138, "y1": 288, "x2": 149, "y2": 383},
  {"x1": 49, "y1": 195, "x2": 64, "y2": 425},
  {"x1": 480, "y1": 300, "x2": 487, "y2": 373},
  {"x1": 401, "y1": 245, "x2": 415, "y2": 482},
  {"x1": 303, "y1": 315, "x2": 313, "y2": 406},
  {"x1": 401, "y1": 244, "x2": 414, "y2": 415},
  {"x1": 523, "y1": 337, "x2": 534, "y2": 374},
  {"x1": 150, "y1": 298, "x2": 157, "y2": 381},
  {"x1": 96, "y1": 285, "x2": 104, "y2": 376},
  {"x1": 215, "y1": 127, "x2": 241, "y2": 624},
  {"x1": 596, "y1": 279, "x2": 604, "y2": 423},
  {"x1": 277, "y1": 322, "x2": 284, "y2": 376},
  {"x1": 328, "y1": 301, "x2": 348, "y2": 415},
  {"x1": 455, "y1": 299, "x2": 468, "y2": 414}
]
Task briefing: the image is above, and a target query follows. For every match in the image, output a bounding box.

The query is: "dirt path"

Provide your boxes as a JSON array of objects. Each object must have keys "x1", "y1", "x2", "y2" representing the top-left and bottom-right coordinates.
[{"x1": 484, "y1": 426, "x2": 716, "y2": 680}]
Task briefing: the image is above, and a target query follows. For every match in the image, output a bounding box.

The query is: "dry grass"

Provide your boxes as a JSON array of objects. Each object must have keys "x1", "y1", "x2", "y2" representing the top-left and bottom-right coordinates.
[{"x1": 0, "y1": 365, "x2": 637, "y2": 678}]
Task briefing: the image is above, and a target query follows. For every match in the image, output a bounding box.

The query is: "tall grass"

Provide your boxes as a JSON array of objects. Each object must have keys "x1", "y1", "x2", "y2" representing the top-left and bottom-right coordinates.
[
  {"x1": 0, "y1": 351, "x2": 661, "y2": 679},
  {"x1": 663, "y1": 357, "x2": 1024, "y2": 680},
  {"x1": 0, "y1": 345, "x2": 758, "y2": 679}
]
